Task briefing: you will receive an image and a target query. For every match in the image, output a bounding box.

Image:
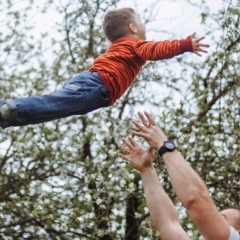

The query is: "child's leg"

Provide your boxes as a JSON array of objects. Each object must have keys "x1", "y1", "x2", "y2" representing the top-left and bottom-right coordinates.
[{"x1": 1, "y1": 71, "x2": 109, "y2": 127}]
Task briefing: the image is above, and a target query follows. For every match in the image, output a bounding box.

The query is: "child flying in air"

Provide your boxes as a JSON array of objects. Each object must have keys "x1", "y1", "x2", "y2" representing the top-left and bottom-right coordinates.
[{"x1": 0, "y1": 8, "x2": 209, "y2": 129}]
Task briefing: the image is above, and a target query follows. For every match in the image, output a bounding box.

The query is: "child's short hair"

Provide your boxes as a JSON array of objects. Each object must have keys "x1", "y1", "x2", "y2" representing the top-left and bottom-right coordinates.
[{"x1": 103, "y1": 8, "x2": 136, "y2": 42}]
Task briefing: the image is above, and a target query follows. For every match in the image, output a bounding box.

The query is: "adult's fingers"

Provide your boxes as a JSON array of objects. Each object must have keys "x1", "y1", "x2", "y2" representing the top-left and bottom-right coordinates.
[
  {"x1": 132, "y1": 120, "x2": 146, "y2": 132},
  {"x1": 118, "y1": 153, "x2": 129, "y2": 161},
  {"x1": 121, "y1": 138, "x2": 134, "y2": 150},
  {"x1": 118, "y1": 144, "x2": 130, "y2": 154},
  {"x1": 137, "y1": 111, "x2": 150, "y2": 128},
  {"x1": 131, "y1": 130, "x2": 146, "y2": 138},
  {"x1": 143, "y1": 111, "x2": 157, "y2": 126}
]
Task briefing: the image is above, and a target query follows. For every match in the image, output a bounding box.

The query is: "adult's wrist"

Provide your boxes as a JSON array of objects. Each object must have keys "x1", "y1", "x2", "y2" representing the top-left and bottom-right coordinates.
[
  {"x1": 162, "y1": 150, "x2": 180, "y2": 162},
  {"x1": 153, "y1": 137, "x2": 168, "y2": 151},
  {"x1": 155, "y1": 141, "x2": 165, "y2": 151},
  {"x1": 140, "y1": 165, "x2": 155, "y2": 175}
]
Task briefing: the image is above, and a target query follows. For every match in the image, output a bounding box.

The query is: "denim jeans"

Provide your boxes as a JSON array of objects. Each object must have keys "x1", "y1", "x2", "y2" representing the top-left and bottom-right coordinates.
[{"x1": 8, "y1": 71, "x2": 110, "y2": 126}]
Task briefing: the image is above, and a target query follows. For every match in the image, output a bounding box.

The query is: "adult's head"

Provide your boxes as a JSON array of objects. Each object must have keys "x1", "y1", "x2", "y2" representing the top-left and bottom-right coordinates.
[
  {"x1": 103, "y1": 8, "x2": 146, "y2": 42},
  {"x1": 200, "y1": 207, "x2": 240, "y2": 240},
  {"x1": 220, "y1": 207, "x2": 240, "y2": 233}
]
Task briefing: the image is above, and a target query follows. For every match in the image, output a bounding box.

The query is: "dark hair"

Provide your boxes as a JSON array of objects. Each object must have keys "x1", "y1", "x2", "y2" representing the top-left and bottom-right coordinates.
[{"x1": 103, "y1": 8, "x2": 136, "y2": 42}]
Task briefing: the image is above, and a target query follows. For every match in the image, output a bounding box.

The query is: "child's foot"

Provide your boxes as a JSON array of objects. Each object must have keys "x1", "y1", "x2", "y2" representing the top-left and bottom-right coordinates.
[
  {"x1": 0, "y1": 117, "x2": 8, "y2": 129},
  {"x1": 0, "y1": 114, "x2": 8, "y2": 129},
  {"x1": 0, "y1": 100, "x2": 8, "y2": 129},
  {"x1": 0, "y1": 99, "x2": 17, "y2": 129}
]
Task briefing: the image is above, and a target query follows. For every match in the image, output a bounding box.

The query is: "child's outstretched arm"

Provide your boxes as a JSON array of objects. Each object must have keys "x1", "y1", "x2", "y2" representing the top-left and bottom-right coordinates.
[{"x1": 190, "y1": 32, "x2": 210, "y2": 57}]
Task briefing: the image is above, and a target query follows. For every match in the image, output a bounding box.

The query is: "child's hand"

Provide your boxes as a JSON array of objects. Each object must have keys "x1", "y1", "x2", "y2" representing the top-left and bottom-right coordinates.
[{"x1": 190, "y1": 32, "x2": 209, "y2": 57}]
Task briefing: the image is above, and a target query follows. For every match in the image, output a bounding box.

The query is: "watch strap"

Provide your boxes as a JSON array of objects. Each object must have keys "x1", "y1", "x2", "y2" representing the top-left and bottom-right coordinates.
[{"x1": 158, "y1": 140, "x2": 176, "y2": 157}]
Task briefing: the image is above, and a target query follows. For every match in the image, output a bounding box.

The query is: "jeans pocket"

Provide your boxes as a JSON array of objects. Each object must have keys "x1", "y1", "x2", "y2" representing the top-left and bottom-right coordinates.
[{"x1": 64, "y1": 83, "x2": 82, "y2": 91}]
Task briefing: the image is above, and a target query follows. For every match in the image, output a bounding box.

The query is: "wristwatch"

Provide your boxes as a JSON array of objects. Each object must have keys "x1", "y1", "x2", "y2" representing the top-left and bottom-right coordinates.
[{"x1": 158, "y1": 140, "x2": 176, "y2": 157}]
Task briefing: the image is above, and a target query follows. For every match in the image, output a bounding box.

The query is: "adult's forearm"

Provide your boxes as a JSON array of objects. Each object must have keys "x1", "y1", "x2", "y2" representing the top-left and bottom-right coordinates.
[
  {"x1": 162, "y1": 150, "x2": 231, "y2": 240},
  {"x1": 162, "y1": 150, "x2": 209, "y2": 207},
  {"x1": 141, "y1": 166, "x2": 189, "y2": 239}
]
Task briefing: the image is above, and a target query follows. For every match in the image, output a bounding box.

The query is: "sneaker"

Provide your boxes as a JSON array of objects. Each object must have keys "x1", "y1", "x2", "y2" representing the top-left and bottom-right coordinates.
[
  {"x1": 0, "y1": 116, "x2": 8, "y2": 129},
  {"x1": 0, "y1": 99, "x2": 17, "y2": 129},
  {"x1": 0, "y1": 100, "x2": 8, "y2": 129}
]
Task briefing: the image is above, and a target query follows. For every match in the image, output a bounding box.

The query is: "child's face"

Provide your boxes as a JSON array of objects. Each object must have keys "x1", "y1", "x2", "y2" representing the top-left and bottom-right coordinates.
[{"x1": 133, "y1": 13, "x2": 146, "y2": 40}]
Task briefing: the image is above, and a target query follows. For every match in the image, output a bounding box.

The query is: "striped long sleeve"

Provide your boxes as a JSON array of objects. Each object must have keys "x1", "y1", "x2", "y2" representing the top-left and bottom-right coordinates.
[{"x1": 89, "y1": 36, "x2": 192, "y2": 105}]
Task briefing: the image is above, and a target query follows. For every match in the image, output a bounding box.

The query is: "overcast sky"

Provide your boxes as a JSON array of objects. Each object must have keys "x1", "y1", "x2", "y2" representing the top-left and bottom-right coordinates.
[{"x1": 2, "y1": 0, "x2": 238, "y2": 48}]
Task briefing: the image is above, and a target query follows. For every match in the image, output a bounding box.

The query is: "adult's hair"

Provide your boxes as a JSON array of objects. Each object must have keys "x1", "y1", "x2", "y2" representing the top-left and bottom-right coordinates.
[{"x1": 103, "y1": 8, "x2": 136, "y2": 42}]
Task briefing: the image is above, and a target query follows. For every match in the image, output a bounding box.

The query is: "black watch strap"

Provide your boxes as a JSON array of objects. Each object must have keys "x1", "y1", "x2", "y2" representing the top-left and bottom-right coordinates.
[{"x1": 158, "y1": 140, "x2": 176, "y2": 157}]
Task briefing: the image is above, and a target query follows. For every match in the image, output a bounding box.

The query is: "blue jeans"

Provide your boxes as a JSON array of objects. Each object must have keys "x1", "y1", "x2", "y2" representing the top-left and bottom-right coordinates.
[{"x1": 8, "y1": 71, "x2": 110, "y2": 126}]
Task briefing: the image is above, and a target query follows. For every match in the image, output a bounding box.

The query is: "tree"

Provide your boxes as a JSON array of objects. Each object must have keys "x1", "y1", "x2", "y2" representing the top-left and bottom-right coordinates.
[{"x1": 0, "y1": 0, "x2": 239, "y2": 239}]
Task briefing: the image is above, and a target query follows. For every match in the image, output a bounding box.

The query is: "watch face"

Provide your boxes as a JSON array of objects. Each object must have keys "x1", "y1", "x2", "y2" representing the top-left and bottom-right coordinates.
[
  {"x1": 158, "y1": 140, "x2": 176, "y2": 156},
  {"x1": 165, "y1": 141, "x2": 175, "y2": 150}
]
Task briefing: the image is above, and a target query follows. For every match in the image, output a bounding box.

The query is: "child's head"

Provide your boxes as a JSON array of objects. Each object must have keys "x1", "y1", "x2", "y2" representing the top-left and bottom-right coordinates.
[{"x1": 103, "y1": 8, "x2": 146, "y2": 42}]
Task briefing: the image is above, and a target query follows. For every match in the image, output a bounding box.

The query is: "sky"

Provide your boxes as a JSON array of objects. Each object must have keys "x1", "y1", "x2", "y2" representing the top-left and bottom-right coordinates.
[
  {"x1": 2, "y1": 0, "x2": 238, "y2": 54},
  {"x1": 2, "y1": 0, "x2": 239, "y2": 37}
]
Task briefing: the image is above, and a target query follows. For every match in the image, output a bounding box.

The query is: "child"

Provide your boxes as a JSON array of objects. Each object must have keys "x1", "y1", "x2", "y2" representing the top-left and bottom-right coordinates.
[{"x1": 0, "y1": 8, "x2": 209, "y2": 129}]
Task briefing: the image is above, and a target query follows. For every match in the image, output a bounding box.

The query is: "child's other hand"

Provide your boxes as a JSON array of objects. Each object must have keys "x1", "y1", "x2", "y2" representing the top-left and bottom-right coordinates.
[{"x1": 190, "y1": 32, "x2": 210, "y2": 57}]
